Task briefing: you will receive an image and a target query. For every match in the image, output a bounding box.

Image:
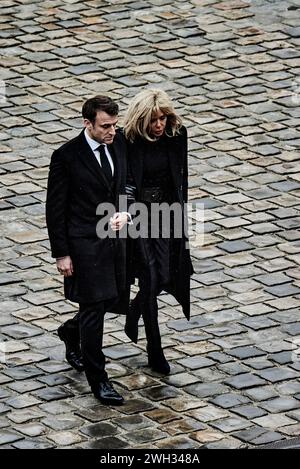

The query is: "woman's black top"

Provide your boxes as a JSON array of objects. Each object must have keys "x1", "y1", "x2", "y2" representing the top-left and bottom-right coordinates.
[{"x1": 141, "y1": 135, "x2": 174, "y2": 202}]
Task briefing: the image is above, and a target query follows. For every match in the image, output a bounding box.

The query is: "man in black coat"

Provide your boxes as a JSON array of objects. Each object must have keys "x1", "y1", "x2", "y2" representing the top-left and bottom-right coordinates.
[{"x1": 46, "y1": 96, "x2": 129, "y2": 405}]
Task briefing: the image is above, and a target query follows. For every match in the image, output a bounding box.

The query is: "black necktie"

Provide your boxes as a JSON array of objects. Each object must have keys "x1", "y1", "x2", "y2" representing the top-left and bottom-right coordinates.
[{"x1": 97, "y1": 145, "x2": 112, "y2": 181}]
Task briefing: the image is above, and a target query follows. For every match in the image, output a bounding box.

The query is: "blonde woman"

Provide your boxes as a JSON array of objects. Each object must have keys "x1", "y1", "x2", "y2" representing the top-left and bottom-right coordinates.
[{"x1": 124, "y1": 89, "x2": 193, "y2": 374}]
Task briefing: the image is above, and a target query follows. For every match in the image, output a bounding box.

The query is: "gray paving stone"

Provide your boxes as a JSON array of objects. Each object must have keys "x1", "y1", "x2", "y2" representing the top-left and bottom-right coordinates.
[
  {"x1": 195, "y1": 271, "x2": 231, "y2": 286},
  {"x1": 82, "y1": 436, "x2": 128, "y2": 449},
  {"x1": 42, "y1": 413, "x2": 83, "y2": 431},
  {"x1": 112, "y1": 414, "x2": 152, "y2": 431},
  {"x1": 73, "y1": 406, "x2": 118, "y2": 423},
  {"x1": 168, "y1": 316, "x2": 210, "y2": 331},
  {"x1": 209, "y1": 393, "x2": 250, "y2": 409},
  {"x1": 260, "y1": 397, "x2": 300, "y2": 413},
  {"x1": 250, "y1": 431, "x2": 284, "y2": 445},
  {"x1": 204, "y1": 438, "x2": 246, "y2": 449},
  {"x1": 80, "y1": 422, "x2": 118, "y2": 438},
  {"x1": 0, "y1": 402, "x2": 10, "y2": 414},
  {"x1": 253, "y1": 413, "x2": 297, "y2": 430},
  {"x1": 255, "y1": 272, "x2": 294, "y2": 286},
  {"x1": 228, "y1": 346, "x2": 266, "y2": 359},
  {"x1": 202, "y1": 324, "x2": 246, "y2": 336},
  {"x1": 185, "y1": 383, "x2": 229, "y2": 399},
  {"x1": 282, "y1": 322, "x2": 300, "y2": 336},
  {"x1": 7, "y1": 380, "x2": 44, "y2": 394},
  {"x1": 36, "y1": 361, "x2": 71, "y2": 373},
  {"x1": 104, "y1": 345, "x2": 142, "y2": 359},
  {"x1": 218, "y1": 240, "x2": 253, "y2": 253},
  {"x1": 13, "y1": 422, "x2": 46, "y2": 438},
  {"x1": 203, "y1": 308, "x2": 244, "y2": 324},
  {"x1": 270, "y1": 308, "x2": 298, "y2": 324},
  {"x1": 256, "y1": 367, "x2": 299, "y2": 383},
  {"x1": 244, "y1": 358, "x2": 275, "y2": 370},
  {"x1": 46, "y1": 430, "x2": 83, "y2": 446},
  {"x1": 268, "y1": 351, "x2": 293, "y2": 364},
  {"x1": 118, "y1": 399, "x2": 155, "y2": 415},
  {"x1": 177, "y1": 356, "x2": 215, "y2": 370},
  {"x1": 6, "y1": 394, "x2": 41, "y2": 409},
  {"x1": 211, "y1": 416, "x2": 252, "y2": 433},
  {"x1": 192, "y1": 368, "x2": 226, "y2": 383},
  {"x1": 232, "y1": 405, "x2": 267, "y2": 419},
  {"x1": 3, "y1": 366, "x2": 43, "y2": 381},
  {"x1": 276, "y1": 381, "x2": 300, "y2": 396},
  {"x1": 123, "y1": 427, "x2": 168, "y2": 445},
  {"x1": 265, "y1": 284, "x2": 300, "y2": 297},
  {"x1": 0, "y1": 431, "x2": 24, "y2": 445},
  {"x1": 287, "y1": 409, "x2": 300, "y2": 422},
  {"x1": 225, "y1": 373, "x2": 267, "y2": 390},
  {"x1": 207, "y1": 351, "x2": 233, "y2": 364},
  {"x1": 140, "y1": 385, "x2": 181, "y2": 402},
  {"x1": 32, "y1": 386, "x2": 74, "y2": 402},
  {"x1": 233, "y1": 423, "x2": 268, "y2": 441},
  {"x1": 12, "y1": 439, "x2": 54, "y2": 449}
]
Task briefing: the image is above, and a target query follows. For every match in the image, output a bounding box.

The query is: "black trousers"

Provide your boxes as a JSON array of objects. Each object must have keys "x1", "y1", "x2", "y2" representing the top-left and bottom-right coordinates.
[{"x1": 63, "y1": 301, "x2": 107, "y2": 386}]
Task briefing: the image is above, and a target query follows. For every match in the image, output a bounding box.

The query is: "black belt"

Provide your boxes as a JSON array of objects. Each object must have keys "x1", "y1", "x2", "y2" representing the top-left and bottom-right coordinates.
[{"x1": 140, "y1": 187, "x2": 165, "y2": 203}]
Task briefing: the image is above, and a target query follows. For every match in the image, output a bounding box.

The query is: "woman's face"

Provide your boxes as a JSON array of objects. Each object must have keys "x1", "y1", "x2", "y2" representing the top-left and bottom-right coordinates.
[{"x1": 149, "y1": 110, "x2": 167, "y2": 138}]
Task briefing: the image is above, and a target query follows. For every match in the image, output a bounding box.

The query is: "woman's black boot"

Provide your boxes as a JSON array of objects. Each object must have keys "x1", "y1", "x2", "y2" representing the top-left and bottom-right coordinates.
[
  {"x1": 143, "y1": 307, "x2": 170, "y2": 375},
  {"x1": 124, "y1": 296, "x2": 141, "y2": 343},
  {"x1": 147, "y1": 346, "x2": 170, "y2": 375}
]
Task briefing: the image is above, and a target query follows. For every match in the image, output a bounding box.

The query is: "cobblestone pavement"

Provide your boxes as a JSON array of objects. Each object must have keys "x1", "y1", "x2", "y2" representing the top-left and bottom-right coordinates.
[{"x1": 0, "y1": 0, "x2": 300, "y2": 450}]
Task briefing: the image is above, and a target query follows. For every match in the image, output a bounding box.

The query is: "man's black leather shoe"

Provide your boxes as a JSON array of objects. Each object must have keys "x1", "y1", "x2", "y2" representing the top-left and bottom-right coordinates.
[
  {"x1": 92, "y1": 380, "x2": 124, "y2": 406},
  {"x1": 57, "y1": 324, "x2": 84, "y2": 372}
]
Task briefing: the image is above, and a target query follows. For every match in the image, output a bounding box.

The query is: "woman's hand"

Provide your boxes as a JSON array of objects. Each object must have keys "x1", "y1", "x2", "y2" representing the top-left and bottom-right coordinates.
[{"x1": 110, "y1": 212, "x2": 130, "y2": 231}]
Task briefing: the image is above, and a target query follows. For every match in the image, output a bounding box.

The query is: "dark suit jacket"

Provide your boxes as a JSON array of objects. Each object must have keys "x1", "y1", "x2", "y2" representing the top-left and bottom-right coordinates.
[
  {"x1": 127, "y1": 126, "x2": 193, "y2": 320},
  {"x1": 46, "y1": 129, "x2": 128, "y2": 306}
]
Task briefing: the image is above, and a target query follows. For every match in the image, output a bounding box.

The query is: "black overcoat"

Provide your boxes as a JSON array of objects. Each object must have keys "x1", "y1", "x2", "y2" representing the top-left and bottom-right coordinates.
[
  {"x1": 126, "y1": 126, "x2": 193, "y2": 320},
  {"x1": 46, "y1": 129, "x2": 129, "y2": 309}
]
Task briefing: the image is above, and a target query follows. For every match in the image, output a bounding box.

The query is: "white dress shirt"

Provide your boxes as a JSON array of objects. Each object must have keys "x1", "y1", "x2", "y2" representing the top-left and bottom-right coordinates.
[
  {"x1": 84, "y1": 128, "x2": 114, "y2": 176},
  {"x1": 83, "y1": 128, "x2": 132, "y2": 226}
]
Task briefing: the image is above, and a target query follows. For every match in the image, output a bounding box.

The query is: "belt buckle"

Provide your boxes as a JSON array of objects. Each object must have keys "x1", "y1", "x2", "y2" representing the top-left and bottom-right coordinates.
[{"x1": 151, "y1": 188, "x2": 162, "y2": 202}]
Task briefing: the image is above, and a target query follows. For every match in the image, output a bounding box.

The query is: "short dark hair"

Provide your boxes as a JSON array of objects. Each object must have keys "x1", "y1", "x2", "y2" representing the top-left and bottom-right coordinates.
[{"x1": 82, "y1": 96, "x2": 119, "y2": 124}]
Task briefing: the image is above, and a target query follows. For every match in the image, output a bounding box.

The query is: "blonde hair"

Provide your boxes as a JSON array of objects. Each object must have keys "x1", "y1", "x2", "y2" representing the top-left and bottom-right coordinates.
[{"x1": 123, "y1": 89, "x2": 183, "y2": 142}]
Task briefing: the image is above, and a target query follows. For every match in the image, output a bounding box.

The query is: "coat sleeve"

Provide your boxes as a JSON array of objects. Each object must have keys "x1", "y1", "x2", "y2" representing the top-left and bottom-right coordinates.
[
  {"x1": 46, "y1": 149, "x2": 70, "y2": 258},
  {"x1": 181, "y1": 126, "x2": 188, "y2": 204}
]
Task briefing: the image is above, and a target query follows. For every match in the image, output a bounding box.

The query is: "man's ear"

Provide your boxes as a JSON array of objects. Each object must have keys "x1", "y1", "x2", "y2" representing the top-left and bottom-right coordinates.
[{"x1": 83, "y1": 118, "x2": 92, "y2": 130}]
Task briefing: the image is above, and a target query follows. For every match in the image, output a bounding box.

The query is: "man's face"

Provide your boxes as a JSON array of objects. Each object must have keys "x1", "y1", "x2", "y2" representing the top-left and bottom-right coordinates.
[{"x1": 84, "y1": 111, "x2": 118, "y2": 144}]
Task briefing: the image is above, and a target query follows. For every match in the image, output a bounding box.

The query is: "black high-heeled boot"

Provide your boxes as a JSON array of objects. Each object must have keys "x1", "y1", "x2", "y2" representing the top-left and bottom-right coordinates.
[
  {"x1": 143, "y1": 305, "x2": 170, "y2": 375},
  {"x1": 124, "y1": 296, "x2": 141, "y2": 343},
  {"x1": 147, "y1": 346, "x2": 170, "y2": 375}
]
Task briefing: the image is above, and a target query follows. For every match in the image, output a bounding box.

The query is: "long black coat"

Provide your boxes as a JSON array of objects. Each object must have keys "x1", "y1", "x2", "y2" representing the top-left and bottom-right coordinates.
[
  {"x1": 46, "y1": 129, "x2": 128, "y2": 309},
  {"x1": 127, "y1": 126, "x2": 193, "y2": 320}
]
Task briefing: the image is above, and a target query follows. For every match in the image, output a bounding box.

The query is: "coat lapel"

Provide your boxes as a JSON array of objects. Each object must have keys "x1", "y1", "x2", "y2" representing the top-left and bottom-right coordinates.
[
  {"x1": 108, "y1": 140, "x2": 121, "y2": 193},
  {"x1": 128, "y1": 138, "x2": 144, "y2": 195},
  {"x1": 76, "y1": 130, "x2": 113, "y2": 192},
  {"x1": 167, "y1": 134, "x2": 183, "y2": 190}
]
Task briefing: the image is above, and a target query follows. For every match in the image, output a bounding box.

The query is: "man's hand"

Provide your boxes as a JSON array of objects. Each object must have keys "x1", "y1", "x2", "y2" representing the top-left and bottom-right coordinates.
[
  {"x1": 110, "y1": 212, "x2": 130, "y2": 231},
  {"x1": 56, "y1": 256, "x2": 73, "y2": 277}
]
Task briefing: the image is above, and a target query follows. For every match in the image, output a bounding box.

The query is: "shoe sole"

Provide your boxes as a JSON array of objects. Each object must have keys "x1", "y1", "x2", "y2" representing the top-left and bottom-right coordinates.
[
  {"x1": 66, "y1": 359, "x2": 84, "y2": 372},
  {"x1": 58, "y1": 327, "x2": 84, "y2": 372},
  {"x1": 94, "y1": 396, "x2": 124, "y2": 406}
]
